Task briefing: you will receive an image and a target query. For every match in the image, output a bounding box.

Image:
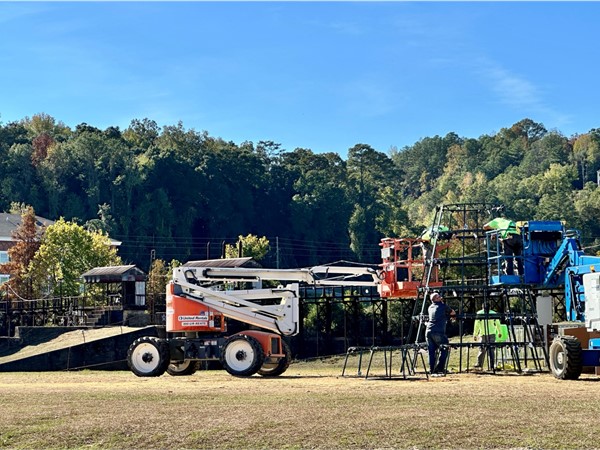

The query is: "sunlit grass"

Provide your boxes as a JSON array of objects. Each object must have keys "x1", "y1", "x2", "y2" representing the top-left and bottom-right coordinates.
[{"x1": 0, "y1": 360, "x2": 598, "y2": 449}]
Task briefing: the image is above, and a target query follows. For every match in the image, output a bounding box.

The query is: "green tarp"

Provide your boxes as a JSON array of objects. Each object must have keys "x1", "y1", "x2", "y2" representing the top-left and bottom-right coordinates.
[
  {"x1": 484, "y1": 217, "x2": 517, "y2": 238},
  {"x1": 420, "y1": 225, "x2": 450, "y2": 242}
]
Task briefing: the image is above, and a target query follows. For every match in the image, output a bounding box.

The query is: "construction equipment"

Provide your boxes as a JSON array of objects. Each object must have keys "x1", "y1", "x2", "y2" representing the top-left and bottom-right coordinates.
[
  {"x1": 487, "y1": 220, "x2": 600, "y2": 379},
  {"x1": 379, "y1": 237, "x2": 447, "y2": 299},
  {"x1": 127, "y1": 259, "x2": 381, "y2": 377},
  {"x1": 404, "y1": 203, "x2": 549, "y2": 377}
]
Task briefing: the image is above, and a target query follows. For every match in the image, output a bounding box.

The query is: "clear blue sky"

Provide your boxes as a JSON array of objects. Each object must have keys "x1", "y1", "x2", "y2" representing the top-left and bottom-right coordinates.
[{"x1": 1, "y1": 1, "x2": 598, "y2": 158}]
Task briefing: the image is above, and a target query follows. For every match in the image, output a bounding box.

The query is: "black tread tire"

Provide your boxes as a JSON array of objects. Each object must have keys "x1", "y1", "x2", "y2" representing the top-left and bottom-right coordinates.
[
  {"x1": 258, "y1": 340, "x2": 292, "y2": 377},
  {"x1": 549, "y1": 336, "x2": 582, "y2": 380},
  {"x1": 127, "y1": 336, "x2": 170, "y2": 377},
  {"x1": 167, "y1": 360, "x2": 200, "y2": 376},
  {"x1": 220, "y1": 334, "x2": 264, "y2": 377}
]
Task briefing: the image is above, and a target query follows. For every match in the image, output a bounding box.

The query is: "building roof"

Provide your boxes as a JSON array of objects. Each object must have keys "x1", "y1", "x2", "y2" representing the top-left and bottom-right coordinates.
[
  {"x1": 0, "y1": 213, "x2": 121, "y2": 246},
  {"x1": 183, "y1": 257, "x2": 259, "y2": 268},
  {"x1": 81, "y1": 265, "x2": 147, "y2": 283},
  {"x1": 0, "y1": 213, "x2": 54, "y2": 242}
]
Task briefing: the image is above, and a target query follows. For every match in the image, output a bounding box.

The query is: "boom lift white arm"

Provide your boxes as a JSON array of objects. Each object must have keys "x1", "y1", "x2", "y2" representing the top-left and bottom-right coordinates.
[
  {"x1": 176, "y1": 265, "x2": 382, "y2": 286},
  {"x1": 172, "y1": 265, "x2": 382, "y2": 336}
]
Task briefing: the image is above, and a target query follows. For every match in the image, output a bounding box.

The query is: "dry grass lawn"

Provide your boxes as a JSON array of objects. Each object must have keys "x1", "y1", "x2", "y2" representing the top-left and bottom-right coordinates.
[{"x1": 0, "y1": 355, "x2": 599, "y2": 450}]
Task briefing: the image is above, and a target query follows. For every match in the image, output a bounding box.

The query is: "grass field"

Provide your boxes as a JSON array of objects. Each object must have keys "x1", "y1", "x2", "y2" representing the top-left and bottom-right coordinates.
[{"x1": 1, "y1": 356, "x2": 599, "y2": 450}]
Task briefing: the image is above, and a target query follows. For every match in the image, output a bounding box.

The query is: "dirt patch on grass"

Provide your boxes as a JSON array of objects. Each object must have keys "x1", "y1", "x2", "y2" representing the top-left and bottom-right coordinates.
[{"x1": 0, "y1": 359, "x2": 598, "y2": 449}]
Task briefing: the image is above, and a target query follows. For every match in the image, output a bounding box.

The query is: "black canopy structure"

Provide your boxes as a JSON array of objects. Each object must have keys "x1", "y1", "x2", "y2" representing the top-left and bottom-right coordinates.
[
  {"x1": 81, "y1": 265, "x2": 147, "y2": 309},
  {"x1": 183, "y1": 257, "x2": 259, "y2": 268}
]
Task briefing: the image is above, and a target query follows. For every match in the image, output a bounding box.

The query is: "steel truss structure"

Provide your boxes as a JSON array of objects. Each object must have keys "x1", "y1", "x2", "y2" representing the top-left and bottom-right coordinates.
[
  {"x1": 344, "y1": 203, "x2": 560, "y2": 379},
  {"x1": 296, "y1": 285, "x2": 396, "y2": 358}
]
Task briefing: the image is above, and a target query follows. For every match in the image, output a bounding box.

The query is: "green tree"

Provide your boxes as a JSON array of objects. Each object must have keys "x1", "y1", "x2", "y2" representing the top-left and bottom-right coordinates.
[
  {"x1": 506, "y1": 118, "x2": 547, "y2": 143},
  {"x1": 457, "y1": 172, "x2": 494, "y2": 205},
  {"x1": 289, "y1": 150, "x2": 352, "y2": 265},
  {"x1": 85, "y1": 203, "x2": 116, "y2": 234},
  {"x1": 347, "y1": 144, "x2": 397, "y2": 261},
  {"x1": 225, "y1": 234, "x2": 270, "y2": 261},
  {"x1": 375, "y1": 186, "x2": 413, "y2": 238},
  {"x1": 478, "y1": 120, "x2": 546, "y2": 180},
  {"x1": 198, "y1": 139, "x2": 269, "y2": 239},
  {"x1": 491, "y1": 168, "x2": 529, "y2": 218},
  {"x1": 29, "y1": 218, "x2": 122, "y2": 296},
  {"x1": 1, "y1": 143, "x2": 42, "y2": 210},
  {"x1": 573, "y1": 182, "x2": 600, "y2": 239},
  {"x1": 520, "y1": 131, "x2": 570, "y2": 177},
  {"x1": 123, "y1": 118, "x2": 159, "y2": 151},
  {"x1": 572, "y1": 133, "x2": 600, "y2": 188},
  {"x1": 392, "y1": 133, "x2": 461, "y2": 199},
  {"x1": 20, "y1": 113, "x2": 71, "y2": 141},
  {"x1": 534, "y1": 164, "x2": 578, "y2": 223},
  {"x1": 147, "y1": 258, "x2": 170, "y2": 317},
  {"x1": 37, "y1": 141, "x2": 76, "y2": 218},
  {"x1": 131, "y1": 123, "x2": 209, "y2": 262}
]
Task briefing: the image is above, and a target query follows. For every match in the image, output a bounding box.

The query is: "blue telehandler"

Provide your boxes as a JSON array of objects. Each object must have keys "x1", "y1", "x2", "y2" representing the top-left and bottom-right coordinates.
[{"x1": 487, "y1": 220, "x2": 600, "y2": 379}]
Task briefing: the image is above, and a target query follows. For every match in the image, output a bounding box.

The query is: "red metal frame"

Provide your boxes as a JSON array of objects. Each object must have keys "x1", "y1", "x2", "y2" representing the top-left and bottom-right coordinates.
[{"x1": 378, "y1": 237, "x2": 445, "y2": 299}]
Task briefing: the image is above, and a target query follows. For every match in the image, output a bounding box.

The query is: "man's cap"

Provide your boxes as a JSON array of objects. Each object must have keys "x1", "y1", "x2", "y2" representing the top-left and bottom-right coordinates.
[{"x1": 430, "y1": 292, "x2": 442, "y2": 302}]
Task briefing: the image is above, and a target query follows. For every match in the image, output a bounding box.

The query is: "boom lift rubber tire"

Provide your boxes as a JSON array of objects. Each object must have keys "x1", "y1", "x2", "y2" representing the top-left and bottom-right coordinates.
[
  {"x1": 167, "y1": 360, "x2": 200, "y2": 376},
  {"x1": 127, "y1": 336, "x2": 170, "y2": 377},
  {"x1": 549, "y1": 335, "x2": 583, "y2": 380},
  {"x1": 221, "y1": 334, "x2": 264, "y2": 377},
  {"x1": 258, "y1": 340, "x2": 292, "y2": 377}
]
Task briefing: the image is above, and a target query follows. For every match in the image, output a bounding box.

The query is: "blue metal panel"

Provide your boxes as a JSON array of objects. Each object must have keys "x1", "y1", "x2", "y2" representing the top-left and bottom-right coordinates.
[
  {"x1": 523, "y1": 256, "x2": 545, "y2": 284},
  {"x1": 579, "y1": 256, "x2": 600, "y2": 267},
  {"x1": 491, "y1": 275, "x2": 520, "y2": 285},
  {"x1": 581, "y1": 349, "x2": 600, "y2": 367},
  {"x1": 543, "y1": 238, "x2": 581, "y2": 287},
  {"x1": 519, "y1": 220, "x2": 564, "y2": 286},
  {"x1": 525, "y1": 220, "x2": 563, "y2": 233},
  {"x1": 589, "y1": 338, "x2": 600, "y2": 350}
]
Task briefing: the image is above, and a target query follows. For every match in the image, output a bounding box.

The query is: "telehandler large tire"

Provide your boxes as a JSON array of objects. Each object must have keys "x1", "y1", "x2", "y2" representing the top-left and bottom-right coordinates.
[
  {"x1": 127, "y1": 336, "x2": 170, "y2": 377},
  {"x1": 258, "y1": 340, "x2": 291, "y2": 377},
  {"x1": 549, "y1": 335, "x2": 582, "y2": 380},
  {"x1": 221, "y1": 334, "x2": 264, "y2": 377},
  {"x1": 167, "y1": 360, "x2": 200, "y2": 376}
]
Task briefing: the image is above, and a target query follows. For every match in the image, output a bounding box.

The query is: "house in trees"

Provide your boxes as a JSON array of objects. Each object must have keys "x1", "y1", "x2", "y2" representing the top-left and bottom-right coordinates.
[
  {"x1": 0, "y1": 213, "x2": 55, "y2": 285},
  {"x1": 0, "y1": 213, "x2": 122, "y2": 285}
]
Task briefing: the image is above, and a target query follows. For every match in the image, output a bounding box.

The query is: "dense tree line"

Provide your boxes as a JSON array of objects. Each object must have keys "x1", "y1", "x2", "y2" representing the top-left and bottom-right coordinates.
[{"x1": 1, "y1": 114, "x2": 600, "y2": 270}]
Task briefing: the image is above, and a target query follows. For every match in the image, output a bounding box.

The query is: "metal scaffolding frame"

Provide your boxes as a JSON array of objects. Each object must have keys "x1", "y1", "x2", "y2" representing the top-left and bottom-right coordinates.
[
  {"x1": 341, "y1": 203, "x2": 556, "y2": 380},
  {"x1": 407, "y1": 203, "x2": 550, "y2": 377}
]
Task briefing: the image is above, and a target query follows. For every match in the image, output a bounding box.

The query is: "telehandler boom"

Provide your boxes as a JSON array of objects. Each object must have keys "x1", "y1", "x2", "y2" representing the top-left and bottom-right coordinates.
[{"x1": 487, "y1": 221, "x2": 600, "y2": 379}]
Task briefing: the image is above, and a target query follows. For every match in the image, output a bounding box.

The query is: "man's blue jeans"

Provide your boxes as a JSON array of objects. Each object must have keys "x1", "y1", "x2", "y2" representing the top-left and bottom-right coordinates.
[{"x1": 426, "y1": 331, "x2": 449, "y2": 373}]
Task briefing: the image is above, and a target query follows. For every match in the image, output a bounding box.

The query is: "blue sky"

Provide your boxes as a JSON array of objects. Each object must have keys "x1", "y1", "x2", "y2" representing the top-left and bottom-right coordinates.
[{"x1": 1, "y1": 2, "x2": 598, "y2": 158}]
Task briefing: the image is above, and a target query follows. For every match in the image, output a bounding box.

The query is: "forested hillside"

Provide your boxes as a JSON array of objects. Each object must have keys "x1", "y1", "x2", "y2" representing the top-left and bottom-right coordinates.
[{"x1": 1, "y1": 114, "x2": 599, "y2": 270}]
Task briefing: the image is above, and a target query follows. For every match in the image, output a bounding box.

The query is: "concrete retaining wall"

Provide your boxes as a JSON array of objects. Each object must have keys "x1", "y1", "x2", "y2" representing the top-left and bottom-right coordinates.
[{"x1": 0, "y1": 326, "x2": 164, "y2": 372}]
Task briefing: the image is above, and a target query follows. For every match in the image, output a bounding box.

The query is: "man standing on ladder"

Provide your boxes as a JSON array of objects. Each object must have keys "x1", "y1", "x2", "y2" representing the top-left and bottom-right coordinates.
[{"x1": 426, "y1": 292, "x2": 455, "y2": 375}]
